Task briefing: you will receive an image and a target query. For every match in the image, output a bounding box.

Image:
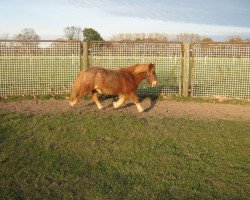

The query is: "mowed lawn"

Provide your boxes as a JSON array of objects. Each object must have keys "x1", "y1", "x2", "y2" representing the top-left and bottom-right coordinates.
[{"x1": 0, "y1": 112, "x2": 249, "y2": 200}]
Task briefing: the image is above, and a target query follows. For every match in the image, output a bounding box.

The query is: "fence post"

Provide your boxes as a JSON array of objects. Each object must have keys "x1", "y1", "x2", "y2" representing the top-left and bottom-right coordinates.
[
  {"x1": 183, "y1": 43, "x2": 190, "y2": 97},
  {"x1": 82, "y1": 42, "x2": 88, "y2": 69}
]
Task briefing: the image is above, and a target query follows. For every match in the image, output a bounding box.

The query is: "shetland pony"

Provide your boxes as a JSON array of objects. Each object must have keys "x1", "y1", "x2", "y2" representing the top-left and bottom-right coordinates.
[{"x1": 69, "y1": 63, "x2": 158, "y2": 112}]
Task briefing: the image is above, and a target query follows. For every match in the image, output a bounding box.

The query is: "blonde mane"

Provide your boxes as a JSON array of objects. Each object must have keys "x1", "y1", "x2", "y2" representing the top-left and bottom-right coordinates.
[{"x1": 119, "y1": 64, "x2": 149, "y2": 74}]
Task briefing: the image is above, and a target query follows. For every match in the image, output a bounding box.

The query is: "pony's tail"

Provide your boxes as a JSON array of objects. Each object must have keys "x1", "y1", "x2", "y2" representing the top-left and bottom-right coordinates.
[{"x1": 69, "y1": 72, "x2": 82, "y2": 107}]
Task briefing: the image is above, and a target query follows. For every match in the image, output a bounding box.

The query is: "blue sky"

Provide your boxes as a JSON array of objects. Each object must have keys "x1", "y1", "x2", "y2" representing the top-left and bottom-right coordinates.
[{"x1": 0, "y1": 0, "x2": 250, "y2": 40}]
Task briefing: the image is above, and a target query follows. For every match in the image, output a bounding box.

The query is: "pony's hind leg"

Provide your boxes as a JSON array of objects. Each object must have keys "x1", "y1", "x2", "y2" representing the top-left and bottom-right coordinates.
[
  {"x1": 130, "y1": 93, "x2": 144, "y2": 113},
  {"x1": 92, "y1": 90, "x2": 103, "y2": 110},
  {"x1": 69, "y1": 74, "x2": 93, "y2": 107},
  {"x1": 113, "y1": 94, "x2": 126, "y2": 109},
  {"x1": 70, "y1": 86, "x2": 90, "y2": 107}
]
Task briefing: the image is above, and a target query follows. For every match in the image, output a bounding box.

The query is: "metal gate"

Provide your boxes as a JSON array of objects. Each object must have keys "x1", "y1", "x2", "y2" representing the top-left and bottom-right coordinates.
[
  {"x1": 192, "y1": 43, "x2": 250, "y2": 99},
  {"x1": 0, "y1": 40, "x2": 81, "y2": 97},
  {"x1": 90, "y1": 41, "x2": 183, "y2": 95}
]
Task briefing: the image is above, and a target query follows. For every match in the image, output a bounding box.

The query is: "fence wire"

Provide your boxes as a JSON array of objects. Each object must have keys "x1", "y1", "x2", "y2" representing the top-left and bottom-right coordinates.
[
  {"x1": 192, "y1": 43, "x2": 250, "y2": 99},
  {"x1": 0, "y1": 40, "x2": 80, "y2": 97},
  {"x1": 90, "y1": 41, "x2": 182, "y2": 95}
]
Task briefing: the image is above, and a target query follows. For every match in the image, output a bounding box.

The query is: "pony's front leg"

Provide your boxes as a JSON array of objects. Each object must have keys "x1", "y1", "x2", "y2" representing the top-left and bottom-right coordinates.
[
  {"x1": 130, "y1": 93, "x2": 144, "y2": 113},
  {"x1": 92, "y1": 91, "x2": 103, "y2": 110},
  {"x1": 113, "y1": 94, "x2": 126, "y2": 109}
]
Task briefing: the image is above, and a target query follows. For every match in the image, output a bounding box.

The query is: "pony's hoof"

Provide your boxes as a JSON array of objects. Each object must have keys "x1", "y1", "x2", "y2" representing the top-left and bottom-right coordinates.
[
  {"x1": 69, "y1": 100, "x2": 77, "y2": 107},
  {"x1": 113, "y1": 102, "x2": 119, "y2": 109},
  {"x1": 138, "y1": 107, "x2": 145, "y2": 113},
  {"x1": 97, "y1": 105, "x2": 103, "y2": 110}
]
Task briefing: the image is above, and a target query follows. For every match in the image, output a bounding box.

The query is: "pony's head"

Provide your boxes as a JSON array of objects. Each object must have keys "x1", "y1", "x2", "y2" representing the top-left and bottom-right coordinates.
[{"x1": 145, "y1": 63, "x2": 158, "y2": 86}]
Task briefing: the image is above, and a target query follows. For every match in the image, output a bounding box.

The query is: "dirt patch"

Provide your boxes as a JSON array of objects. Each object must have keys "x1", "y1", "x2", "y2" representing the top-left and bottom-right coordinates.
[{"x1": 1, "y1": 97, "x2": 250, "y2": 121}]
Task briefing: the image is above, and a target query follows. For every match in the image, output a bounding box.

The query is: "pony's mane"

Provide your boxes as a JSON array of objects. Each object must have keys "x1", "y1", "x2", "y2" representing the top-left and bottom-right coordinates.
[{"x1": 119, "y1": 64, "x2": 149, "y2": 74}]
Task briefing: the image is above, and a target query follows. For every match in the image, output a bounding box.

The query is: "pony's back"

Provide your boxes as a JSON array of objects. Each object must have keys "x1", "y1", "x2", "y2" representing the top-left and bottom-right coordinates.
[{"x1": 86, "y1": 67, "x2": 136, "y2": 95}]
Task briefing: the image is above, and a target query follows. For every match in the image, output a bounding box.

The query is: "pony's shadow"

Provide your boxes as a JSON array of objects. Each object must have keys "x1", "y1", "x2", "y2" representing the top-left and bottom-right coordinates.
[
  {"x1": 82, "y1": 94, "x2": 159, "y2": 112},
  {"x1": 83, "y1": 95, "x2": 113, "y2": 108},
  {"x1": 118, "y1": 95, "x2": 159, "y2": 112},
  {"x1": 140, "y1": 95, "x2": 158, "y2": 112}
]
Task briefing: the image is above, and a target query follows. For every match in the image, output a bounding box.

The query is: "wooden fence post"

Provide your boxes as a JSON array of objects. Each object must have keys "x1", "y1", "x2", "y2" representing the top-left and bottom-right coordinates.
[
  {"x1": 82, "y1": 42, "x2": 88, "y2": 70},
  {"x1": 183, "y1": 43, "x2": 190, "y2": 97}
]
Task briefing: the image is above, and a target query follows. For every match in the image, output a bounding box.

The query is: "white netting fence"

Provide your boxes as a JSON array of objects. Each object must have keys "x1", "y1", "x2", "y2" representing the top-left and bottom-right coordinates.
[
  {"x1": 90, "y1": 41, "x2": 182, "y2": 95},
  {"x1": 193, "y1": 43, "x2": 250, "y2": 99},
  {"x1": 0, "y1": 40, "x2": 81, "y2": 97}
]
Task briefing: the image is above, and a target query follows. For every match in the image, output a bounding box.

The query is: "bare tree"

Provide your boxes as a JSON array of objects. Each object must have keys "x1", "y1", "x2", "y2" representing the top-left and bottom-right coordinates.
[
  {"x1": 0, "y1": 33, "x2": 9, "y2": 40},
  {"x1": 55, "y1": 38, "x2": 66, "y2": 41},
  {"x1": 15, "y1": 28, "x2": 40, "y2": 40},
  {"x1": 12, "y1": 28, "x2": 40, "y2": 55},
  {"x1": 245, "y1": 38, "x2": 250, "y2": 42},
  {"x1": 200, "y1": 37, "x2": 214, "y2": 42},
  {"x1": 173, "y1": 33, "x2": 201, "y2": 43},
  {"x1": 226, "y1": 35, "x2": 244, "y2": 43},
  {"x1": 111, "y1": 33, "x2": 169, "y2": 41},
  {"x1": 64, "y1": 26, "x2": 82, "y2": 40}
]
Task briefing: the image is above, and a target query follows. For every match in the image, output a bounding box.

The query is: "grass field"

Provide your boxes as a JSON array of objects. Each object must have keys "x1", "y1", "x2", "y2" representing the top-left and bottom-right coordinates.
[{"x1": 0, "y1": 112, "x2": 249, "y2": 199}]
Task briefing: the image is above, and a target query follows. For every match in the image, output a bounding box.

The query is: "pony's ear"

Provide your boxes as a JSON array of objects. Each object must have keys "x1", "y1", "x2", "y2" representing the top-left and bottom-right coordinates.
[{"x1": 148, "y1": 63, "x2": 156, "y2": 72}]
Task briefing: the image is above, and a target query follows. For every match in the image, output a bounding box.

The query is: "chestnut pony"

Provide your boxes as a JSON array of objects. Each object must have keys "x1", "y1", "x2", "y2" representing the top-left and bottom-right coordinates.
[{"x1": 69, "y1": 63, "x2": 158, "y2": 112}]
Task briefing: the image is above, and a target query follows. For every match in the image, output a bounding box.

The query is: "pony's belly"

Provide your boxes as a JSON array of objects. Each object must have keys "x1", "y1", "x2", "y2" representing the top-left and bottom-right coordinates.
[
  {"x1": 98, "y1": 87, "x2": 119, "y2": 95},
  {"x1": 95, "y1": 78, "x2": 134, "y2": 95}
]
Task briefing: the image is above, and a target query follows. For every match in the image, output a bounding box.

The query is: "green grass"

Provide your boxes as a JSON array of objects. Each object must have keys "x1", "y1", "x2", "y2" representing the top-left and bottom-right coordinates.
[{"x1": 0, "y1": 112, "x2": 249, "y2": 199}]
